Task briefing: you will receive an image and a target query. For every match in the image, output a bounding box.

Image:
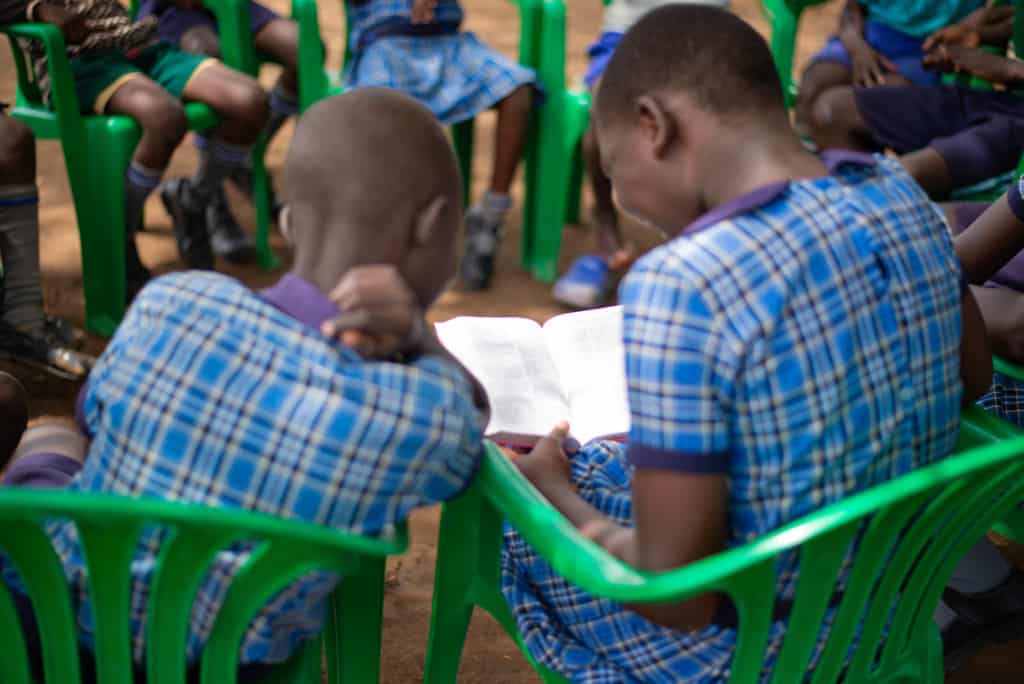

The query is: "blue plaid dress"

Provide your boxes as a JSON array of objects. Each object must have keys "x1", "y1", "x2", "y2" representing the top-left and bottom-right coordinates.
[
  {"x1": 344, "y1": 0, "x2": 536, "y2": 125},
  {"x1": 501, "y1": 154, "x2": 964, "y2": 683},
  {"x1": 3, "y1": 272, "x2": 482, "y2": 665}
]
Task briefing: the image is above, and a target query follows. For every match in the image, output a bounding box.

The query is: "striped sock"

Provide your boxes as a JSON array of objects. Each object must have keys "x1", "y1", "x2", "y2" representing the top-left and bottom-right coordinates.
[
  {"x1": 266, "y1": 84, "x2": 298, "y2": 143},
  {"x1": 0, "y1": 184, "x2": 44, "y2": 336},
  {"x1": 189, "y1": 138, "x2": 252, "y2": 203},
  {"x1": 125, "y1": 161, "x2": 162, "y2": 238}
]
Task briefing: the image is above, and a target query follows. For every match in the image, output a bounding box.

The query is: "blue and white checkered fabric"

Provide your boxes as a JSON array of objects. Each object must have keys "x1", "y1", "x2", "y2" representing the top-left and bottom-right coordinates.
[
  {"x1": 978, "y1": 371, "x2": 1024, "y2": 427},
  {"x1": 345, "y1": 30, "x2": 535, "y2": 125},
  {"x1": 501, "y1": 156, "x2": 964, "y2": 682},
  {"x1": 10, "y1": 272, "x2": 482, "y2": 665},
  {"x1": 346, "y1": 0, "x2": 464, "y2": 55}
]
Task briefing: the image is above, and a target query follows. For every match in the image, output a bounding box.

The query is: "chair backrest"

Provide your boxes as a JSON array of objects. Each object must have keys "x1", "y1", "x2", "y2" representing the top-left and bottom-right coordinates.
[
  {"x1": 482, "y1": 407, "x2": 1024, "y2": 683},
  {"x1": 0, "y1": 489, "x2": 406, "y2": 684}
]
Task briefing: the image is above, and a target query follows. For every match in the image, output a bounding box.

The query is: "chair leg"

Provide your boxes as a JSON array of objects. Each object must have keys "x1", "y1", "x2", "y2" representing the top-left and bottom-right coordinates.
[
  {"x1": 762, "y1": 0, "x2": 799, "y2": 108},
  {"x1": 452, "y1": 119, "x2": 475, "y2": 208},
  {"x1": 521, "y1": 94, "x2": 569, "y2": 282},
  {"x1": 249, "y1": 136, "x2": 279, "y2": 271},
  {"x1": 423, "y1": 491, "x2": 488, "y2": 684},
  {"x1": 329, "y1": 555, "x2": 386, "y2": 684},
  {"x1": 76, "y1": 119, "x2": 139, "y2": 336}
]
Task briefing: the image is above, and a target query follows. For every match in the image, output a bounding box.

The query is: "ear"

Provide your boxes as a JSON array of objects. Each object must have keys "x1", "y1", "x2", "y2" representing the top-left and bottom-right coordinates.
[
  {"x1": 278, "y1": 204, "x2": 294, "y2": 245},
  {"x1": 635, "y1": 95, "x2": 678, "y2": 159},
  {"x1": 412, "y1": 196, "x2": 449, "y2": 246}
]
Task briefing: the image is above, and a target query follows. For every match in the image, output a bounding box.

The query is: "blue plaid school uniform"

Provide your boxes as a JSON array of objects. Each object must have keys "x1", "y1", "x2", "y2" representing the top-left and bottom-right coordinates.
[
  {"x1": 501, "y1": 153, "x2": 965, "y2": 683},
  {"x1": 2, "y1": 272, "x2": 482, "y2": 665},
  {"x1": 344, "y1": 0, "x2": 536, "y2": 125},
  {"x1": 979, "y1": 373, "x2": 1024, "y2": 426}
]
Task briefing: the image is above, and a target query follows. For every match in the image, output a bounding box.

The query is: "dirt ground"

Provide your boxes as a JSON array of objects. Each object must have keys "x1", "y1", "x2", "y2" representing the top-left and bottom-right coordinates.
[{"x1": 4, "y1": 0, "x2": 1024, "y2": 681}]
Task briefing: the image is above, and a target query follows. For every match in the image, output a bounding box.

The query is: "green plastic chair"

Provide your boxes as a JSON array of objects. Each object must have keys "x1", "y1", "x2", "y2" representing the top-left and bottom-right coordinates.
[
  {"x1": 759, "y1": 0, "x2": 834, "y2": 109},
  {"x1": 2, "y1": 0, "x2": 274, "y2": 336},
  {"x1": 291, "y1": 0, "x2": 583, "y2": 281},
  {"x1": 0, "y1": 487, "x2": 406, "y2": 684},
  {"x1": 424, "y1": 406, "x2": 1024, "y2": 683}
]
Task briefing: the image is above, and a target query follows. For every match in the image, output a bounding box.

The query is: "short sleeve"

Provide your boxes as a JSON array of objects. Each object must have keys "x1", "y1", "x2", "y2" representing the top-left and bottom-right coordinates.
[{"x1": 620, "y1": 258, "x2": 738, "y2": 474}]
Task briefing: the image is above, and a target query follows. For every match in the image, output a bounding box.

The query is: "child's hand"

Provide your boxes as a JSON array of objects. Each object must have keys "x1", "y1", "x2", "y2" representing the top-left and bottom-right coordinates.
[
  {"x1": 924, "y1": 45, "x2": 1020, "y2": 84},
  {"x1": 321, "y1": 265, "x2": 426, "y2": 360},
  {"x1": 515, "y1": 422, "x2": 576, "y2": 494},
  {"x1": 34, "y1": 3, "x2": 88, "y2": 45},
  {"x1": 922, "y1": 24, "x2": 981, "y2": 51},
  {"x1": 848, "y1": 43, "x2": 898, "y2": 87},
  {"x1": 411, "y1": 0, "x2": 436, "y2": 24}
]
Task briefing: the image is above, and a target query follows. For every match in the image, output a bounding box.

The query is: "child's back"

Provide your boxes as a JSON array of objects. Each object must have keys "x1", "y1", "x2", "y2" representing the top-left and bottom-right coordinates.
[{"x1": 501, "y1": 7, "x2": 980, "y2": 681}]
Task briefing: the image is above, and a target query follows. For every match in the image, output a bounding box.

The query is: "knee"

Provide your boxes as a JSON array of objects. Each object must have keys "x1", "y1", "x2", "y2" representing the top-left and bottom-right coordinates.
[
  {"x1": 807, "y1": 86, "x2": 855, "y2": 149},
  {"x1": 134, "y1": 96, "x2": 188, "y2": 150},
  {"x1": 0, "y1": 117, "x2": 36, "y2": 181},
  {"x1": 502, "y1": 84, "x2": 533, "y2": 117},
  {"x1": 180, "y1": 26, "x2": 222, "y2": 58},
  {"x1": 223, "y1": 79, "x2": 270, "y2": 137}
]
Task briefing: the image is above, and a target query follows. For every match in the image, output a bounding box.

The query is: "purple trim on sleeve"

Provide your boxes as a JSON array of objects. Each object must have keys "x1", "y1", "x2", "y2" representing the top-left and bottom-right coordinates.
[
  {"x1": 1007, "y1": 175, "x2": 1024, "y2": 225},
  {"x1": 627, "y1": 443, "x2": 730, "y2": 474},
  {"x1": 75, "y1": 382, "x2": 92, "y2": 439}
]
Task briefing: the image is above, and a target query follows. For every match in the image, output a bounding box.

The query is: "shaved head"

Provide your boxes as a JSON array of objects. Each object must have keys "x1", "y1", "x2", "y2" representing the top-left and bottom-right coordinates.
[{"x1": 284, "y1": 88, "x2": 463, "y2": 305}]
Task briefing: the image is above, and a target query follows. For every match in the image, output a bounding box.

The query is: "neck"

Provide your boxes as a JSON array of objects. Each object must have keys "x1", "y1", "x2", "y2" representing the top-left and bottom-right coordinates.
[{"x1": 698, "y1": 114, "x2": 826, "y2": 213}]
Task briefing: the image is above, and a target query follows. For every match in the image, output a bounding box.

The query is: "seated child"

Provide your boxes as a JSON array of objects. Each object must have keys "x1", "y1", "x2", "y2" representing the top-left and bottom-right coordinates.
[
  {"x1": 501, "y1": 7, "x2": 990, "y2": 680},
  {"x1": 1, "y1": 89, "x2": 487, "y2": 673},
  {"x1": 5, "y1": 0, "x2": 270, "y2": 298},
  {"x1": 344, "y1": 0, "x2": 536, "y2": 290},
  {"x1": 552, "y1": 0, "x2": 729, "y2": 310},
  {"x1": 807, "y1": 4, "x2": 1024, "y2": 199},
  {"x1": 0, "y1": 112, "x2": 94, "y2": 378},
  {"x1": 135, "y1": 0, "x2": 301, "y2": 263},
  {"x1": 795, "y1": 0, "x2": 990, "y2": 136}
]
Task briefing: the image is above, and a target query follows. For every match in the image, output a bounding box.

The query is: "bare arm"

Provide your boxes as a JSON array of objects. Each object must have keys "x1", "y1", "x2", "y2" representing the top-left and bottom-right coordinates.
[
  {"x1": 961, "y1": 287, "x2": 993, "y2": 403},
  {"x1": 955, "y1": 196, "x2": 1024, "y2": 283},
  {"x1": 836, "y1": 0, "x2": 867, "y2": 51}
]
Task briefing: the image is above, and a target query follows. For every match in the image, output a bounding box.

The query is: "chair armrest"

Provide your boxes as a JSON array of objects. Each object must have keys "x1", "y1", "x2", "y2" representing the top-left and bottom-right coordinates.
[
  {"x1": 202, "y1": 0, "x2": 258, "y2": 74},
  {"x1": 994, "y1": 354, "x2": 1024, "y2": 382},
  {"x1": 1, "y1": 23, "x2": 85, "y2": 124},
  {"x1": 291, "y1": 0, "x2": 329, "y2": 112}
]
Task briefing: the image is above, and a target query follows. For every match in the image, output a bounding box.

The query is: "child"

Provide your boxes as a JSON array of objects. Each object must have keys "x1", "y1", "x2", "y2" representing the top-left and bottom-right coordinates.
[
  {"x1": 501, "y1": 7, "x2": 990, "y2": 680},
  {"x1": 1, "y1": 88, "x2": 487, "y2": 675},
  {"x1": 8, "y1": 0, "x2": 270, "y2": 298},
  {"x1": 552, "y1": 0, "x2": 729, "y2": 310},
  {"x1": 795, "y1": 0, "x2": 990, "y2": 137},
  {"x1": 134, "y1": 0, "x2": 301, "y2": 263},
  {"x1": 0, "y1": 111, "x2": 93, "y2": 378},
  {"x1": 808, "y1": 4, "x2": 1024, "y2": 199},
  {"x1": 344, "y1": 0, "x2": 536, "y2": 290}
]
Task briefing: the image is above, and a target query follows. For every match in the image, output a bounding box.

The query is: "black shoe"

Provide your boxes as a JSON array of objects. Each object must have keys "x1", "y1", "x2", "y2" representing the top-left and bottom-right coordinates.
[
  {"x1": 228, "y1": 165, "x2": 283, "y2": 223},
  {"x1": 942, "y1": 570, "x2": 1024, "y2": 671},
  {"x1": 459, "y1": 209, "x2": 503, "y2": 291},
  {"x1": 160, "y1": 178, "x2": 214, "y2": 270},
  {"x1": 0, "y1": 319, "x2": 95, "y2": 380},
  {"x1": 207, "y1": 188, "x2": 257, "y2": 264}
]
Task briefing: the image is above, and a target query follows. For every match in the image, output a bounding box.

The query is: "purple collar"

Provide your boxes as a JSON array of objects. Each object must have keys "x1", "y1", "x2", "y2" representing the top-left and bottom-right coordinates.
[
  {"x1": 683, "y1": 150, "x2": 877, "y2": 236},
  {"x1": 260, "y1": 273, "x2": 339, "y2": 330}
]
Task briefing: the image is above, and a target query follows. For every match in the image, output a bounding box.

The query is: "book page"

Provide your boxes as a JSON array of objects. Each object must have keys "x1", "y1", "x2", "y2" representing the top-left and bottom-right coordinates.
[
  {"x1": 542, "y1": 306, "x2": 630, "y2": 445},
  {"x1": 434, "y1": 316, "x2": 569, "y2": 441}
]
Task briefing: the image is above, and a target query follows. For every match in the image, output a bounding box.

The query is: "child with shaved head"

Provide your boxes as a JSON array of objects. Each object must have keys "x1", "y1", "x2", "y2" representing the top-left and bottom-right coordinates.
[
  {"x1": 501, "y1": 6, "x2": 989, "y2": 680},
  {"x1": 1, "y1": 88, "x2": 487, "y2": 676}
]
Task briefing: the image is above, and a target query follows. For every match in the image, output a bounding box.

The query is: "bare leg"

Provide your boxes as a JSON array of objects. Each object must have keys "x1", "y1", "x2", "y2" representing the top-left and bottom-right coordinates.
[
  {"x1": 0, "y1": 372, "x2": 27, "y2": 465},
  {"x1": 807, "y1": 85, "x2": 880, "y2": 153},
  {"x1": 972, "y1": 285, "x2": 1024, "y2": 363},
  {"x1": 105, "y1": 78, "x2": 188, "y2": 170},
  {"x1": 582, "y1": 123, "x2": 631, "y2": 267},
  {"x1": 254, "y1": 18, "x2": 300, "y2": 96},
  {"x1": 794, "y1": 61, "x2": 853, "y2": 139},
  {"x1": 182, "y1": 63, "x2": 268, "y2": 144},
  {"x1": 902, "y1": 147, "x2": 954, "y2": 200},
  {"x1": 489, "y1": 85, "x2": 532, "y2": 194}
]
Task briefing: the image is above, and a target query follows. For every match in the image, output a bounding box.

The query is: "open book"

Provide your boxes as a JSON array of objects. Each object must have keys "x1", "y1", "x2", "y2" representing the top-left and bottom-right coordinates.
[{"x1": 435, "y1": 306, "x2": 629, "y2": 446}]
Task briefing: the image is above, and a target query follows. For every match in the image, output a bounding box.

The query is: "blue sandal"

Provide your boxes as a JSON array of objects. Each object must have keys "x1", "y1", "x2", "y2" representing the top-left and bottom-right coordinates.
[{"x1": 552, "y1": 255, "x2": 612, "y2": 309}]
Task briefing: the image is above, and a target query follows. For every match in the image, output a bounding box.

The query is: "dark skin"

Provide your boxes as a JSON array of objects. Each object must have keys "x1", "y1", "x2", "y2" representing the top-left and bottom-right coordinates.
[
  {"x1": 809, "y1": 5, "x2": 1021, "y2": 199},
  {"x1": 281, "y1": 90, "x2": 490, "y2": 422},
  {"x1": 35, "y1": 2, "x2": 268, "y2": 170},
  {"x1": 952, "y1": 197, "x2": 1024, "y2": 364},
  {"x1": 0, "y1": 372, "x2": 28, "y2": 467},
  {"x1": 411, "y1": 0, "x2": 531, "y2": 196},
  {"x1": 0, "y1": 116, "x2": 35, "y2": 186},
  {"x1": 794, "y1": 1, "x2": 910, "y2": 137},
  {"x1": 512, "y1": 89, "x2": 990, "y2": 631}
]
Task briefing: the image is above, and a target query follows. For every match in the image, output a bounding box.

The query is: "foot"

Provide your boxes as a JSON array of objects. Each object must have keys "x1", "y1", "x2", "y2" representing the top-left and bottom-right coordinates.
[
  {"x1": 552, "y1": 255, "x2": 612, "y2": 309},
  {"x1": 228, "y1": 165, "x2": 283, "y2": 223},
  {"x1": 207, "y1": 188, "x2": 257, "y2": 264},
  {"x1": 942, "y1": 570, "x2": 1024, "y2": 671},
  {"x1": 460, "y1": 209, "x2": 504, "y2": 291},
  {"x1": 0, "y1": 319, "x2": 95, "y2": 381},
  {"x1": 160, "y1": 178, "x2": 214, "y2": 270}
]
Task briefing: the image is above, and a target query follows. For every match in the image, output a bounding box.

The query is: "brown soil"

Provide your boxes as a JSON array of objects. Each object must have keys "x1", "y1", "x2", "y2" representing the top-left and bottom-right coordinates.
[{"x1": 3, "y1": 0, "x2": 1023, "y2": 680}]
